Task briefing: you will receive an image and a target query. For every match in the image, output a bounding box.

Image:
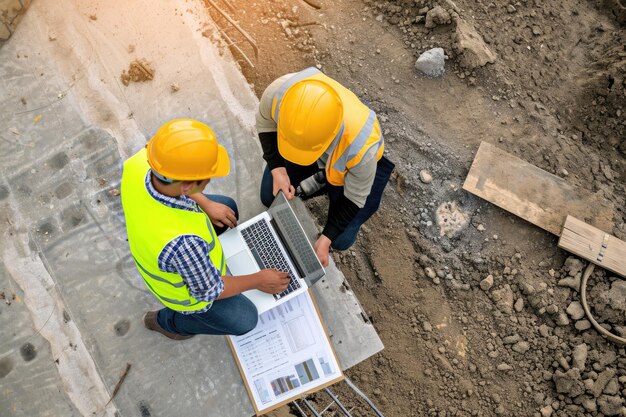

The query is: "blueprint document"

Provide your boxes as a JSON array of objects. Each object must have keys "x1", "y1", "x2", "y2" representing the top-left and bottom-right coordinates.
[{"x1": 228, "y1": 291, "x2": 343, "y2": 415}]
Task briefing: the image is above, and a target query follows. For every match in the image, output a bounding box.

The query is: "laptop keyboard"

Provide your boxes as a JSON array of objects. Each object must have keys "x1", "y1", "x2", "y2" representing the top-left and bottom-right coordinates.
[{"x1": 240, "y1": 218, "x2": 301, "y2": 300}]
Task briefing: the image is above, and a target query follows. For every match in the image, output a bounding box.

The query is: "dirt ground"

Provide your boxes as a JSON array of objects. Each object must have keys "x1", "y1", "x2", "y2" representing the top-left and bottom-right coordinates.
[{"x1": 204, "y1": 1, "x2": 626, "y2": 416}]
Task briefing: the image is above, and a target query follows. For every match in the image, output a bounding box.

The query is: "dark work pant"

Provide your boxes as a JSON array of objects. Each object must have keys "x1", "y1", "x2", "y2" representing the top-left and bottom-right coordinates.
[
  {"x1": 260, "y1": 157, "x2": 395, "y2": 250},
  {"x1": 156, "y1": 194, "x2": 259, "y2": 336}
]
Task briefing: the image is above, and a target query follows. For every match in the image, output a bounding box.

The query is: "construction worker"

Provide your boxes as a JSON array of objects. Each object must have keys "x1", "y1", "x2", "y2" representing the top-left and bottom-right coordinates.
[
  {"x1": 121, "y1": 119, "x2": 289, "y2": 340},
  {"x1": 257, "y1": 68, "x2": 395, "y2": 266}
]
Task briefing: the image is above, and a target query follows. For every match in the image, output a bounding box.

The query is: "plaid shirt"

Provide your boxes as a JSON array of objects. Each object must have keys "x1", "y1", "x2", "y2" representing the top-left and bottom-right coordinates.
[{"x1": 146, "y1": 174, "x2": 223, "y2": 313}]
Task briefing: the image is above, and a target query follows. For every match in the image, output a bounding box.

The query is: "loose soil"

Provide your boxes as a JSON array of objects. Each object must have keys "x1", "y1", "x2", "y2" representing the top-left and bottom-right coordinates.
[{"x1": 205, "y1": 1, "x2": 625, "y2": 416}]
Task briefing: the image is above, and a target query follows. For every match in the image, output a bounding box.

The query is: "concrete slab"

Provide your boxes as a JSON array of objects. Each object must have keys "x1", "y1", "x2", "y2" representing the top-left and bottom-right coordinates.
[{"x1": 0, "y1": 1, "x2": 383, "y2": 416}]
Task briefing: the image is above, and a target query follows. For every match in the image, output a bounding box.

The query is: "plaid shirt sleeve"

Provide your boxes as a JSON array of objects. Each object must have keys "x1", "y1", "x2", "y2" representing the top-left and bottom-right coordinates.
[{"x1": 158, "y1": 235, "x2": 224, "y2": 303}]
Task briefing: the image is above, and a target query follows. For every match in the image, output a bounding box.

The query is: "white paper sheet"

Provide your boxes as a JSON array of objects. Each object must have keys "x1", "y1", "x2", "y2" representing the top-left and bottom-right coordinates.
[{"x1": 228, "y1": 292, "x2": 343, "y2": 414}]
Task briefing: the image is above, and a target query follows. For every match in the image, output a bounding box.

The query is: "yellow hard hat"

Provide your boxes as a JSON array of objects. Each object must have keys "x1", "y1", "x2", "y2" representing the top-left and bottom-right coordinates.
[
  {"x1": 277, "y1": 79, "x2": 343, "y2": 166},
  {"x1": 146, "y1": 118, "x2": 230, "y2": 181}
]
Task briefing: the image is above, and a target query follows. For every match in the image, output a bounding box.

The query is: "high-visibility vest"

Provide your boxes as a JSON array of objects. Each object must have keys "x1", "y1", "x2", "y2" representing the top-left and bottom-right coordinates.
[
  {"x1": 120, "y1": 148, "x2": 225, "y2": 312},
  {"x1": 271, "y1": 67, "x2": 385, "y2": 186}
]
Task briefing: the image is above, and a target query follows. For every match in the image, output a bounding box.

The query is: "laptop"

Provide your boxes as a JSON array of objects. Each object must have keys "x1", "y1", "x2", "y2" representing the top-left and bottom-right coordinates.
[{"x1": 218, "y1": 191, "x2": 325, "y2": 313}]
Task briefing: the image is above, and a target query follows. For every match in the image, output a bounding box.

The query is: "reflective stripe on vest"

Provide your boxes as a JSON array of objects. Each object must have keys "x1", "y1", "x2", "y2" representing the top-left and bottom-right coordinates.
[
  {"x1": 271, "y1": 67, "x2": 384, "y2": 186},
  {"x1": 120, "y1": 148, "x2": 225, "y2": 312}
]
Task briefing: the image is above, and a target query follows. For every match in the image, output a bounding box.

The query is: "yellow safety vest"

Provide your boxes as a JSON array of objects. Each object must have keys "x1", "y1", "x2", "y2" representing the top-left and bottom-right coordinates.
[
  {"x1": 271, "y1": 67, "x2": 385, "y2": 186},
  {"x1": 120, "y1": 148, "x2": 225, "y2": 312}
]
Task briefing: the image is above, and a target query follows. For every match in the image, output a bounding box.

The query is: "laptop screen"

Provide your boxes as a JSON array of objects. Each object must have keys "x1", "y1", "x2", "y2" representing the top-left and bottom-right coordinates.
[{"x1": 268, "y1": 192, "x2": 325, "y2": 286}]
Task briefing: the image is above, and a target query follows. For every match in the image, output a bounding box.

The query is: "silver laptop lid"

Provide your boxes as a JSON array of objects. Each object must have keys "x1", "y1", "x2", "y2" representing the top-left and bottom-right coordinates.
[{"x1": 268, "y1": 191, "x2": 325, "y2": 286}]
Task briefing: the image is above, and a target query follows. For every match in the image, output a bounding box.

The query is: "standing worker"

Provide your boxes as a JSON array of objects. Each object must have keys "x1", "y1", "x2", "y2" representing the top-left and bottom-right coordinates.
[
  {"x1": 256, "y1": 68, "x2": 395, "y2": 266},
  {"x1": 121, "y1": 119, "x2": 289, "y2": 340}
]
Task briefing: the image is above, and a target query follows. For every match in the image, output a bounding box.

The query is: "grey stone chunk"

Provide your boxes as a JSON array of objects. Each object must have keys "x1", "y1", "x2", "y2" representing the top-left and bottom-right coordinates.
[
  {"x1": 415, "y1": 48, "x2": 445, "y2": 77},
  {"x1": 512, "y1": 341, "x2": 530, "y2": 353},
  {"x1": 492, "y1": 284, "x2": 514, "y2": 313},
  {"x1": 566, "y1": 301, "x2": 585, "y2": 320},
  {"x1": 572, "y1": 343, "x2": 588, "y2": 370},
  {"x1": 552, "y1": 368, "x2": 585, "y2": 397},
  {"x1": 575, "y1": 320, "x2": 591, "y2": 331},
  {"x1": 480, "y1": 274, "x2": 494, "y2": 291},
  {"x1": 539, "y1": 405, "x2": 553, "y2": 417},
  {"x1": 581, "y1": 396, "x2": 597, "y2": 412},
  {"x1": 597, "y1": 395, "x2": 624, "y2": 416},
  {"x1": 503, "y1": 334, "x2": 521, "y2": 344},
  {"x1": 591, "y1": 369, "x2": 616, "y2": 397},
  {"x1": 603, "y1": 378, "x2": 620, "y2": 395}
]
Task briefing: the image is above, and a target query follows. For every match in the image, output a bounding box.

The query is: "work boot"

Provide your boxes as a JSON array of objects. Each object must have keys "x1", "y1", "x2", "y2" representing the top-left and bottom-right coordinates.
[{"x1": 143, "y1": 311, "x2": 194, "y2": 340}]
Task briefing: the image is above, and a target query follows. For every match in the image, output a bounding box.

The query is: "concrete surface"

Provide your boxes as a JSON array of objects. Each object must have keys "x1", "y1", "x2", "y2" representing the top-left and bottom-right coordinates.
[{"x1": 0, "y1": 1, "x2": 383, "y2": 416}]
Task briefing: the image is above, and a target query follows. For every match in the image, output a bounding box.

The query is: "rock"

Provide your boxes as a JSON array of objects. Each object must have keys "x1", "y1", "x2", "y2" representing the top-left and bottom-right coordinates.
[
  {"x1": 454, "y1": 19, "x2": 496, "y2": 69},
  {"x1": 514, "y1": 297, "x2": 524, "y2": 312},
  {"x1": 415, "y1": 48, "x2": 445, "y2": 78},
  {"x1": 566, "y1": 301, "x2": 585, "y2": 320},
  {"x1": 563, "y1": 257, "x2": 584, "y2": 277},
  {"x1": 538, "y1": 324, "x2": 551, "y2": 337},
  {"x1": 591, "y1": 369, "x2": 616, "y2": 397},
  {"x1": 597, "y1": 395, "x2": 624, "y2": 416},
  {"x1": 557, "y1": 275, "x2": 581, "y2": 291},
  {"x1": 503, "y1": 334, "x2": 520, "y2": 344},
  {"x1": 419, "y1": 169, "x2": 434, "y2": 183},
  {"x1": 556, "y1": 312, "x2": 570, "y2": 326},
  {"x1": 425, "y1": 267, "x2": 437, "y2": 279},
  {"x1": 423, "y1": 321, "x2": 433, "y2": 332},
  {"x1": 492, "y1": 285, "x2": 514, "y2": 314},
  {"x1": 512, "y1": 341, "x2": 530, "y2": 353},
  {"x1": 425, "y1": 6, "x2": 451, "y2": 29},
  {"x1": 540, "y1": 405, "x2": 553, "y2": 417},
  {"x1": 572, "y1": 343, "x2": 588, "y2": 370},
  {"x1": 607, "y1": 280, "x2": 626, "y2": 312},
  {"x1": 480, "y1": 274, "x2": 494, "y2": 291},
  {"x1": 604, "y1": 378, "x2": 620, "y2": 395},
  {"x1": 545, "y1": 304, "x2": 559, "y2": 314},
  {"x1": 497, "y1": 363, "x2": 513, "y2": 371},
  {"x1": 553, "y1": 368, "x2": 585, "y2": 397},
  {"x1": 581, "y1": 396, "x2": 597, "y2": 412},
  {"x1": 575, "y1": 320, "x2": 591, "y2": 331}
]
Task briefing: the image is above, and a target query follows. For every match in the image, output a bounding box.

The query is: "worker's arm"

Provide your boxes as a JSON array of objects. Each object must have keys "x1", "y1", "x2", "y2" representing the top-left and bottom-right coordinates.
[
  {"x1": 218, "y1": 269, "x2": 290, "y2": 299},
  {"x1": 259, "y1": 131, "x2": 295, "y2": 199},
  {"x1": 165, "y1": 236, "x2": 290, "y2": 304},
  {"x1": 188, "y1": 193, "x2": 237, "y2": 229}
]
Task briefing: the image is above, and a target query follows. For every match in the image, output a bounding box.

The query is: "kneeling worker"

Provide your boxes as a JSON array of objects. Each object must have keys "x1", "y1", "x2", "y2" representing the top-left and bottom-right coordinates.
[
  {"x1": 257, "y1": 68, "x2": 395, "y2": 266},
  {"x1": 121, "y1": 118, "x2": 289, "y2": 340}
]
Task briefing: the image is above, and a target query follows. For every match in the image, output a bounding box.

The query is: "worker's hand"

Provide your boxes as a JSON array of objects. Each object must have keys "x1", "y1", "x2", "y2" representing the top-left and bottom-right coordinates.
[
  {"x1": 189, "y1": 194, "x2": 237, "y2": 228},
  {"x1": 313, "y1": 235, "x2": 332, "y2": 267},
  {"x1": 271, "y1": 167, "x2": 295, "y2": 200},
  {"x1": 255, "y1": 269, "x2": 291, "y2": 294}
]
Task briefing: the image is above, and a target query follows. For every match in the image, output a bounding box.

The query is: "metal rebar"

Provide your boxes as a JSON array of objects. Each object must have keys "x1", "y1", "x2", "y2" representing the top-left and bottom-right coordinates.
[
  {"x1": 302, "y1": 397, "x2": 323, "y2": 417},
  {"x1": 292, "y1": 400, "x2": 309, "y2": 417},
  {"x1": 323, "y1": 388, "x2": 353, "y2": 416},
  {"x1": 204, "y1": 0, "x2": 258, "y2": 58},
  {"x1": 344, "y1": 377, "x2": 385, "y2": 417}
]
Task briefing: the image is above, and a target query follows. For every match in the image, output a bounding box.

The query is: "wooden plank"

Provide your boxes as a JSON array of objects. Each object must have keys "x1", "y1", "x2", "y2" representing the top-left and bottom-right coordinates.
[
  {"x1": 463, "y1": 141, "x2": 614, "y2": 236},
  {"x1": 558, "y1": 215, "x2": 626, "y2": 278}
]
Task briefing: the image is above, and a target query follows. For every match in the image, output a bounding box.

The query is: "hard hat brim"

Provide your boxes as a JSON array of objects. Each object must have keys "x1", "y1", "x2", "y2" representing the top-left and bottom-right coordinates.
[
  {"x1": 277, "y1": 130, "x2": 330, "y2": 166},
  {"x1": 212, "y1": 145, "x2": 230, "y2": 178}
]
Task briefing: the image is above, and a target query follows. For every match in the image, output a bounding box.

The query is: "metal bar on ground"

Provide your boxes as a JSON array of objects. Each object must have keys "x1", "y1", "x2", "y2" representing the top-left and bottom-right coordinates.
[
  {"x1": 323, "y1": 387, "x2": 353, "y2": 416},
  {"x1": 218, "y1": 29, "x2": 255, "y2": 68},
  {"x1": 344, "y1": 377, "x2": 385, "y2": 417},
  {"x1": 204, "y1": 0, "x2": 258, "y2": 58},
  {"x1": 292, "y1": 400, "x2": 309, "y2": 417},
  {"x1": 302, "y1": 398, "x2": 323, "y2": 417}
]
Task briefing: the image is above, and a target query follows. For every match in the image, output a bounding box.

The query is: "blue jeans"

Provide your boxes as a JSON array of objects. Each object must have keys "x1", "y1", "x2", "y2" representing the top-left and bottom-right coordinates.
[
  {"x1": 156, "y1": 195, "x2": 259, "y2": 336},
  {"x1": 260, "y1": 157, "x2": 395, "y2": 250}
]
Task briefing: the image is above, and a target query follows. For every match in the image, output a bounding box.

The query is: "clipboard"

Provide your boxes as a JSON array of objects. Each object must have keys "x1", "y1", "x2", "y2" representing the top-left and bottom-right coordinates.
[{"x1": 227, "y1": 289, "x2": 344, "y2": 415}]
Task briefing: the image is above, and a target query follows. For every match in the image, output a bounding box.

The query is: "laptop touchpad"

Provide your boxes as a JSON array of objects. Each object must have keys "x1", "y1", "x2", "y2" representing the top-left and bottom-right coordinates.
[{"x1": 227, "y1": 250, "x2": 259, "y2": 276}]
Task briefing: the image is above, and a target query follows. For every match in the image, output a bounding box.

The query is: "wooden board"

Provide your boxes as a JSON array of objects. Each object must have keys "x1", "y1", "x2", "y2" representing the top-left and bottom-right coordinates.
[
  {"x1": 463, "y1": 142, "x2": 614, "y2": 236},
  {"x1": 558, "y1": 215, "x2": 626, "y2": 278}
]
